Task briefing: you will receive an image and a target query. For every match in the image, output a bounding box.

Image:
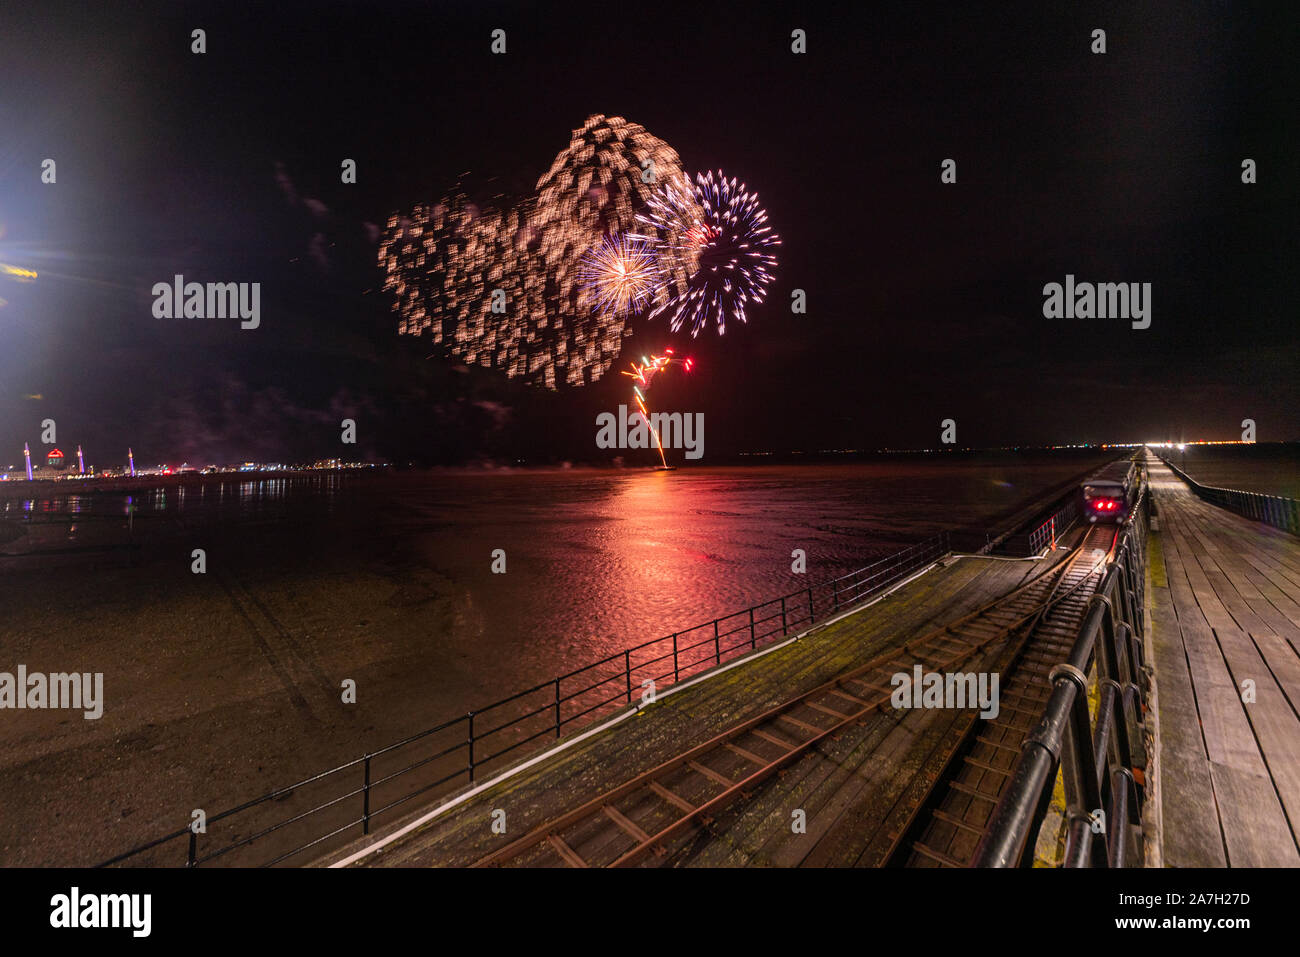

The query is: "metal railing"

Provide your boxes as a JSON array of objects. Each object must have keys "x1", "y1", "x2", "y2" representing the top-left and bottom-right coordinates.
[
  {"x1": 1026, "y1": 497, "x2": 1079, "y2": 555},
  {"x1": 98, "y1": 532, "x2": 950, "y2": 868},
  {"x1": 1159, "y1": 455, "x2": 1300, "y2": 535},
  {"x1": 974, "y1": 475, "x2": 1150, "y2": 867}
]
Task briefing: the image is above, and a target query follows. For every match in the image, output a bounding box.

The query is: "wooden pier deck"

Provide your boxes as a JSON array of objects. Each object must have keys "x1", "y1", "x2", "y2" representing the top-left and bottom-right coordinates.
[
  {"x1": 1146, "y1": 457, "x2": 1300, "y2": 867},
  {"x1": 328, "y1": 542, "x2": 1081, "y2": 868}
]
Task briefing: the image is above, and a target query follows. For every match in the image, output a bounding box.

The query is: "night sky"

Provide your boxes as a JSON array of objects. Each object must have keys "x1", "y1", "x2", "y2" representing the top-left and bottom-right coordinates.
[{"x1": 1, "y1": 1, "x2": 1295, "y2": 467}]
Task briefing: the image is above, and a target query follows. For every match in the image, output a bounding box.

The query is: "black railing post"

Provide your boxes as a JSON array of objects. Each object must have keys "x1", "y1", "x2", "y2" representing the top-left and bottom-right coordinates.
[
  {"x1": 362, "y1": 754, "x2": 371, "y2": 835},
  {"x1": 672, "y1": 633, "x2": 679, "y2": 681},
  {"x1": 781, "y1": 596, "x2": 788, "y2": 635},
  {"x1": 808, "y1": 587, "x2": 814, "y2": 623},
  {"x1": 714, "y1": 619, "x2": 720, "y2": 664},
  {"x1": 554, "y1": 678, "x2": 561, "y2": 738},
  {"x1": 625, "y1": 650, "x2": 632, "y2": 703},
  {"x1": 749, "y1": 607, "x2": 756, "y2": 648},
  {"x1": 187, "y1": 829, "x2": 197, "y2": 868}
]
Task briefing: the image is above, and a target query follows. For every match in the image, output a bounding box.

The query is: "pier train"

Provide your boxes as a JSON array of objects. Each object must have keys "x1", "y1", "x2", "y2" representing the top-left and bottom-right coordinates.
[{"x1": 1080, "y1": 458, "x2": 1138, "y2": 524}]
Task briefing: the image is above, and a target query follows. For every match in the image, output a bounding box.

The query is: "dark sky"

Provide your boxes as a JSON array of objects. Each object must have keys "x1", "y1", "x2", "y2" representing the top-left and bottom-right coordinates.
[{"x1": 0, "y1": 0, "x2": 1295, "y2": 467}]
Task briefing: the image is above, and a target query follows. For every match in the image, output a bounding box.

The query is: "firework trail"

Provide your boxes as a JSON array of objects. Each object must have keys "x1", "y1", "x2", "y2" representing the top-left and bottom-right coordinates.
[
  {"x1": 621, "y1": 349, "x2": 693, "y2": 468},
  {"x1": 637, "y1": 170, "x2": 780, "y2": 336},
  {"x1": 380, "y1": 115, "x2": 702, "y2": 389}
]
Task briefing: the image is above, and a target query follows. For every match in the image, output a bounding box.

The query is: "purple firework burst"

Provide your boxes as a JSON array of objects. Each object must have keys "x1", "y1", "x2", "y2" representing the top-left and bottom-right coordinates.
[{"x1": 636, "y1": 170, "x2": 780, "y2": 336}]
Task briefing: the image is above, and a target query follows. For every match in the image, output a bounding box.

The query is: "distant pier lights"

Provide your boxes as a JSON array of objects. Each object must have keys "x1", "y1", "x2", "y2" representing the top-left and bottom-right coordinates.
[
  {"x1": 24, "y1": 443, "x2": 33, "y2": 481},
  {"x1": 77, "y1": 445, "x2": 85, "y2": 473},
  {"x1": 128, "y1": 447, "x2": 136, "y2": 478}
]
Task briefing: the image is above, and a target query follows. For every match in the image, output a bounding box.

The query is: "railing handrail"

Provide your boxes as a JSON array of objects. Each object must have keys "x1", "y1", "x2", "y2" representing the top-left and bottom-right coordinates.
[
  {"x1": 99, "y1": 530, "x2": 952, "y2": 868},
  {"x1": 974, "y1": 474, "x2": 1151, "y2": 867},
  {"x1": 1156, "y1": 453, "x2": 1300, "y2": 537},
  {"x1": 1159, "y1": 456, "x2": 1298, "y2": 501}
]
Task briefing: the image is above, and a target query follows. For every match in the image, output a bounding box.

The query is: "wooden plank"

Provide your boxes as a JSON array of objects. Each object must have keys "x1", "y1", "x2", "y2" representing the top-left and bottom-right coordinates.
[
  {"x1": 1177, "y1": 598, "x2": 1269, "y2": 773},
  {"x1": 646, "y1": 780, "x2": 696, "y2": 814},
  {"x1": 1200, "y1": 563, "x2": 1274, "y2": 637},
  {"x1": 962, "y1": 755, "x2": 1013, "y2": 776},
  {"x1": 774, "y1": 712, "x2": 826, "y2": 736},
  {"x1": 1182, "y1": 511, "x2": 1300, "y2": 641},
  {"x1": 750, "y1": 727, "x2": 798, "y2": 749},
  {"x1": 724, "y1": 742, "x2": 771, "y2": 767},
  {"x1": 1158, "y1": 519, "x2": 1268, "y2": 774},
  {"x1": 1251, "y1": 631, "x2": 1300, "y2": 716},
  {"x1": 1148, "y1": 587, "x2": 1227, "y2": 867},
  {"x1": 601, "y1": 804, "x2": 652, "y2": 843},
  {"x1": 1177, "y1": 504, "x2": 1300, "y2": 619},
  {"x1": 947, "y1": 779, "x2": 1000, "y2": 802},
  {"x1": 827, "y1": 687, "x2": 871, "y2": 708},
  {"x1": 1213, "y1": 625, "x2": 1300, "y2": 836},
  {"x1": 1207, "y1": 763, "x2": 1300, "y2": 867},
  {"x1": 688, "y1": 760, "x2": 734, "y2": 788},
  {"x1": 909, "y1": 840, "x2": 965, "y2": 868},
  {"x1": 805, "y1": 699, "x2": 851, "y2": 720},
  {"x1": 1166, "y1": 528, "x2": 1240, "y2": 632},
  {"x1": 1178, "y1": 493, "x2": 1300, "y2": 581},
  {"x1": 546, "y1": 833, "x2": 589, "y2": 867},
  {"x1": 932, "y1": 808, "x2": 985, "y2": 834}
]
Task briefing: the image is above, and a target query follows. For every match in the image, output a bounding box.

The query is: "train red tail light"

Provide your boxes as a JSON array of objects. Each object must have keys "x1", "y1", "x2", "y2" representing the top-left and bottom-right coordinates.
[{"x1": 1092, "y1": 498, "x2": 1119, "y2": 512}]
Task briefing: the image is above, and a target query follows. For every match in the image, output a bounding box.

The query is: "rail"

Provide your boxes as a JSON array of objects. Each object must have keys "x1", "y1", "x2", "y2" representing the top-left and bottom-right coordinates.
[
  {"x1": 1158, "y1": 454, "x2": 1299, "y2": 535},
  {"x1": 974, "y1": 474, "x2": 1150, "y2": 867},
  {"x1": 98, "y1": 531, "x2": 950, "y2": 867},
  {"x1": 1026, "y1": 497, "x2": 1079, "y2": 554}
]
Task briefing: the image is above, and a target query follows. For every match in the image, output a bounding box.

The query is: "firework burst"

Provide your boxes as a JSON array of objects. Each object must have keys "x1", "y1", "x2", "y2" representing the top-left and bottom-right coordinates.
[
  {"x1": 381, "y1": 116, "x2": 702, "y2": 389},
  {"x1": 379, "y1": 119, "x2": 774, "y2": 392},
  {"x1": 638, "y1": 170, "x2": 780, "y2": 336},
  {"x1": 577, "y1": 234, "x2": 663, "y2": 318}
]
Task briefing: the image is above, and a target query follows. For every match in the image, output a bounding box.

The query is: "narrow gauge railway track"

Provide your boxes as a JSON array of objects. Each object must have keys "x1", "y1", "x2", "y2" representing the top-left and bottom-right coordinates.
[
  {"x1": 884, "y1": 523, "x2": 1119, "y2": 868},
  {"x1": 475, "y1": 536, "x2": 1109, "y2": 868}
]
